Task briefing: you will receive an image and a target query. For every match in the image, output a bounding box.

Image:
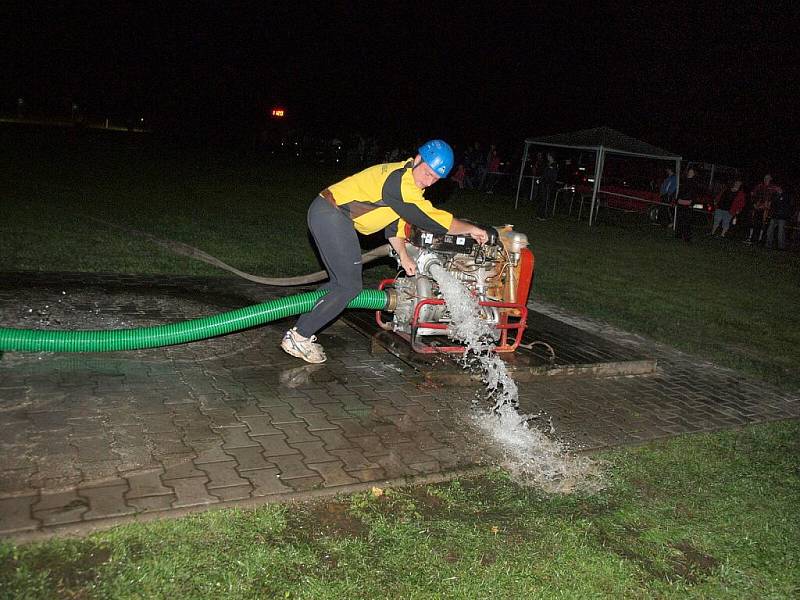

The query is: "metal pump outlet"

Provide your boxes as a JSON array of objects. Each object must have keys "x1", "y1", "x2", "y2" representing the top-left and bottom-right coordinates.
[{"x1": 377, "y1": 224, "x2": 535, "y2": 353}]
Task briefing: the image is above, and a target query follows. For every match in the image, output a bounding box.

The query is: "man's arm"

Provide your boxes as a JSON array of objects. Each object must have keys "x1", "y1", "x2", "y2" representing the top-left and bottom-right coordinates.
[
  {"x1": 382, "y1": 169, "x2": 450, "y2": 235},
  {"x1": 448, "y1": 218, "x2": 488, "y2": 244}
]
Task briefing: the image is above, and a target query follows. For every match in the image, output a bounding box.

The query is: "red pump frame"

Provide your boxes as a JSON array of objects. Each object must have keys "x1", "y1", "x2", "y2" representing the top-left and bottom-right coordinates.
[{"x1": 375, "y1": 278, "x2": 528, "y2": 353}]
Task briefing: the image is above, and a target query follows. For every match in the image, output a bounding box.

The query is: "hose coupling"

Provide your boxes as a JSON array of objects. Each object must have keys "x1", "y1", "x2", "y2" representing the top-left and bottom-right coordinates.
[{"x1": 383, "y1": 288, "x2": 398, "y2": 313}]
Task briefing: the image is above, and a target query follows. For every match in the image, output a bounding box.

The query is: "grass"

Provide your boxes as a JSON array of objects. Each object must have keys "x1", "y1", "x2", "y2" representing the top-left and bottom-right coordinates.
[
  {"x1": 1, "y1": 128, "x2": 798, "y2": 597},
  {"x1": 1, "y1": 420, "x2": 797, "y2": 599},
  {"x1": 2, "y1": 126, "x2": 798, "y2": 389}
]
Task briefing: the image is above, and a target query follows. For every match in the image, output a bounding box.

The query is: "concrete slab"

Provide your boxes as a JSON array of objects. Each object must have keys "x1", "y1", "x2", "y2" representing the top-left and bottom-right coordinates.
[{"x1": 344, "y1": 309, "x2": 657, "y2": 383}]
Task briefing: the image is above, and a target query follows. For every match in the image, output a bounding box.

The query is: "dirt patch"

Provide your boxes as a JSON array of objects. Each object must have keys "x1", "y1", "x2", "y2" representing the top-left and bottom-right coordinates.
[
  {"x1": 291, "y1": 500, "x2": 368, "y2": 540},
  {"x1": 364, "y1": 485, "x2": 452, "y2": 521},
  {"x1": 631, "y1": 477, "x2": 660, "y2": 500},
  {"x1": 443, "y1": 550, "x2": 460, "y2": 563},
  {"x1": 574, "y1": 499, "x2": 619, "y2": 518},
  {"x1": 4, "y1": 543, "x2": 113, "y2": 597},
  {"x1": 365, "y1": 483, "x2": 536, "y2": 541},
  {"x1": 405, "y1": 487, "x2": 447, "y2": 516},
  {"x1": 451, "y1": 476, "x2": 506, "y2": 504},
  {"x1": 594, "y1": 528, "x2": 667, "y2": 580},
  {"x1": 673, "y1": 503, "x2": 695, "y2": 519},
  {"x1": 405, "y1": 477, "x2": 539, "y2": 538},
  {"x1": 594, "y1": 526, "x2": 718, "y2": 585},
  {"x1": 669, "y1": 541, "x2": 719, "y2": 583}
]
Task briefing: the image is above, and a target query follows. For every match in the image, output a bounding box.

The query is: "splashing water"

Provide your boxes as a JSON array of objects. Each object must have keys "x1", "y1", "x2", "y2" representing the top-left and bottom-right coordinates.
[
  {"x1": 429, "y1": 264, "x2": 603, "y2": 493},
  {"x1": 428, "y1": 263, "x2": 519, "y2": 411}
]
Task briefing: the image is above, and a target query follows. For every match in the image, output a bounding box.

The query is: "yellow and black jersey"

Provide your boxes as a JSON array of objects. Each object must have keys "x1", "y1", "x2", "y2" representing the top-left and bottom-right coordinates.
[{"x1": 324, "y1": 159, "x2": 453, "y2": 238}]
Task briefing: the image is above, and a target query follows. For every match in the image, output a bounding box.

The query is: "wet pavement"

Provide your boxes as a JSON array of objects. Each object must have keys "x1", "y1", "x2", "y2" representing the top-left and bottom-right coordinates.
[{"x1": 1, "y1": 271, "x2": 798, "y2": 541}]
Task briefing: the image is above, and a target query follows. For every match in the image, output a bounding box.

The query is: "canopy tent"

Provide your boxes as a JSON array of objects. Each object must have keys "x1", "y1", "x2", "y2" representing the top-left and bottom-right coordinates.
[{"x1": 515, "y1": 126, "x2": 682, "y2": 225}]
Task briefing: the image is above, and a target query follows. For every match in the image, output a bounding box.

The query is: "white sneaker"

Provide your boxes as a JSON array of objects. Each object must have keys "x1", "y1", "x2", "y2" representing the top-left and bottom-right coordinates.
[{"x1": 281, "y1": 328, "x2": 327, "y2": 363}]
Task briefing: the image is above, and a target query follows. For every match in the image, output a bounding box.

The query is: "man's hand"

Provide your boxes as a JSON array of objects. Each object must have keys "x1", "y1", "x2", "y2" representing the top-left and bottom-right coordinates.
[
  {"x1": 448, "y1": 218, "x2": 489, "y2": 245},
  {"x1": 469, "y1": 225, "x2": 489, "y2": 245},
  {"x1": 400, "y1": 255, "x2": 417, "y2": 275},
  {"x1": 388, "y1": 236, "x2": 417, "y2": 276}
]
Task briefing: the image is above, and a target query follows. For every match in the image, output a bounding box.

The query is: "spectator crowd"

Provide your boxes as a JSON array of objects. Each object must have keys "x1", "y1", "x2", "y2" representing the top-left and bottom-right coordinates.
[
  {"x1": 261, "y1": 129, "x2": 799, "y2": 252},
  {"x1": 521, "y1": 150, "x2": 798, "y2": 251},
  {"x1": 668, "y1": 169, "x2": 797, "y2": 250}
]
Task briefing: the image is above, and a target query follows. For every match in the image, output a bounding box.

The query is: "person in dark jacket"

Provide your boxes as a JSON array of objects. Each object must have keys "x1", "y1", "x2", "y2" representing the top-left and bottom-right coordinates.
[
  {"x1": 765, "y1": 186, "x2": 791, "y2": 250},
  {"x1": 675, "y1": 167, "x2": 700, "y2": 242},
  {"x1": 537, "y1": 152, "x2": 558, "y2": 220}
]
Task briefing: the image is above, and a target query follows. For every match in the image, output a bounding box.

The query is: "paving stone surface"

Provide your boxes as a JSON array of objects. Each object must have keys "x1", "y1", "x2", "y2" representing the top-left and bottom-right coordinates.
[{"x1": 0, "y1": 271, "x2": 797, "y2": 539}]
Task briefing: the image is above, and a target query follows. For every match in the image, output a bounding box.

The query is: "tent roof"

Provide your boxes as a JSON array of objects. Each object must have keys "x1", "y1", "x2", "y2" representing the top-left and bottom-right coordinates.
[{"x1": 524, "y1": 126, "x2": 681, "y2": 160}]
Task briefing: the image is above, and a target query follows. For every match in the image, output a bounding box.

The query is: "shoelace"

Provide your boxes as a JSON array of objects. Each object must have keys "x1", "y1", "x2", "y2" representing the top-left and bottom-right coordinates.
[{"x1": 288, "y1": 332, "x2": 323, "y2": 354}]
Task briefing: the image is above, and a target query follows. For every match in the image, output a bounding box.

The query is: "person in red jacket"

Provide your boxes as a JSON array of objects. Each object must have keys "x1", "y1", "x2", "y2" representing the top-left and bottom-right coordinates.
[
  {"x1": 745, "y1": 174, "x2": 779, "y2": 245},
  {"x1": 711, "y1": 179, "x2": 746, "y2": 238},
  {"x1": 450, "y1": 163, "x2": 466, "y2": 189}
]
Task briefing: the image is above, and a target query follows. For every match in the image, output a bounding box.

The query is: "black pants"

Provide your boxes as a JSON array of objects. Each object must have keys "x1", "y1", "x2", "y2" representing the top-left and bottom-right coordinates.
[
  {"x1": 675, "y1": 203, "x2": 692, "y2": 241},
  {"x1": 537, "y1": 183, "x2": 554, "y2": 218},
  {"x1": 294, "y1": 196, "x2": 362, "y2": 338},
  {"x1": 747, "y1": 210, "x2": 766, "y2": 243}
]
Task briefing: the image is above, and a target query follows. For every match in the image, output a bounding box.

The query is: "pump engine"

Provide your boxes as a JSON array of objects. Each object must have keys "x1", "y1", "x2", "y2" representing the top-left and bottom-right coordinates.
[{"x1": 377, "y1": 224, "x2": 534, "y2": 353}]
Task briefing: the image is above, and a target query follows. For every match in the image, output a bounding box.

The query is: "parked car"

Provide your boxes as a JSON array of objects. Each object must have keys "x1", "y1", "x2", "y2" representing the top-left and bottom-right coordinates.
[{"x1": 569, "y1": 157, "x2": 719, "y2": 223}]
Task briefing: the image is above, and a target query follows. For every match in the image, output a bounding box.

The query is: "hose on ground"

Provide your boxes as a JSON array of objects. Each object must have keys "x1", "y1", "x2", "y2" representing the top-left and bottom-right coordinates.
[
  {"x1": 86, "y1": 215, "x2": 392, "y2": 286},
  {"x1": 0, "y1": 289, "x2": 389, "y2": 353}
]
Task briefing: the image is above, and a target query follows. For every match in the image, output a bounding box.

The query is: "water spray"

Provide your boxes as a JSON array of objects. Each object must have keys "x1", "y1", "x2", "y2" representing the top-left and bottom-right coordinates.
[{"x1": 415, "y1": 236, "x2": 602, "y2": 492}]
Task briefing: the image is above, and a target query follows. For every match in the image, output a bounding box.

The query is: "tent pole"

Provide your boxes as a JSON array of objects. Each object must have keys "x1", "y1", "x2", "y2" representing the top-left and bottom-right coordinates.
[
  {"x1": 515, "y1": 142, "x2": 530, "y2": 210},
  {"x1": 589, "y1": 146, "x2": 604, "y2": 226}
]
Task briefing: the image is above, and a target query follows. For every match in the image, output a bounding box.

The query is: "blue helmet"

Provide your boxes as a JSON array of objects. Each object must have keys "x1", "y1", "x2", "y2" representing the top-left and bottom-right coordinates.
[{"x1": 418, "y1": 139, "x2": 454, "y2": 178}]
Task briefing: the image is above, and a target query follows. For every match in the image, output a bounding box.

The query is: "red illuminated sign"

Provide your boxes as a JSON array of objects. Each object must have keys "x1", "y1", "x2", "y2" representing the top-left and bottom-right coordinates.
[{"x1": 271, "y1": 108, "x2": 285, "y2": 118}]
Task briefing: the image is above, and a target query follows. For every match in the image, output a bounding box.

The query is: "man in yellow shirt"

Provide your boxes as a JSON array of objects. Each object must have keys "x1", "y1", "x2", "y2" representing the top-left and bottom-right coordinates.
[{"x1": 281, "y1": 139, "x2": 489, "y2": 363}]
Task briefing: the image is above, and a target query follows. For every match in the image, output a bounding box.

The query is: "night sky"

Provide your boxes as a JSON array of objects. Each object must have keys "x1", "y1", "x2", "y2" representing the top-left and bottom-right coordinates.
[{"x1": 3, "y1": 2, "x2": 798, "y2": 177}]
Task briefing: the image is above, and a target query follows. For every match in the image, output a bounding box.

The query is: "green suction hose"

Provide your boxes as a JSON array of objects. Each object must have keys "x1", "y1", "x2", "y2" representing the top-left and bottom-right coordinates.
[{"x1": 0, "y1": 289, "x2": 389, "y2": 353}]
